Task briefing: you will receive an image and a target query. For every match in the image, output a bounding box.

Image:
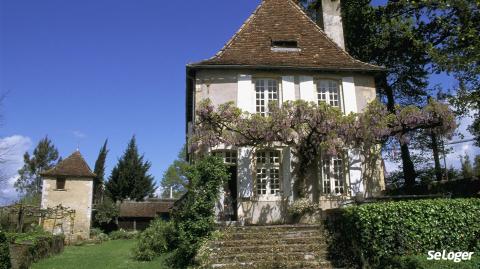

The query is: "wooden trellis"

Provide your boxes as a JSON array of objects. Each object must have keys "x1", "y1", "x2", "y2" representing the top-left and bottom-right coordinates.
[{"x1": 0, "y1": 204, "x2": 75, "y2": 235}]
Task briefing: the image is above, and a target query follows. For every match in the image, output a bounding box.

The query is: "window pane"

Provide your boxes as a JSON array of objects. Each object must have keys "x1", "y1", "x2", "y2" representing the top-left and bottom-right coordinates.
[
  {"x1": 269, "y1": 168, "x2": 280, "y2": 195},
  {"x1": 317, "y1": 80, "x2": 340, "y2": 108},
  {"x1": 333, "y1": 158, "x2": 344, "y2": 194},
  {"x1": 322, "y1": 159, "x2": 331, "y2": 194},
  {"x1": 256, "y1": 168, "x2": 267, "y2": 195}
]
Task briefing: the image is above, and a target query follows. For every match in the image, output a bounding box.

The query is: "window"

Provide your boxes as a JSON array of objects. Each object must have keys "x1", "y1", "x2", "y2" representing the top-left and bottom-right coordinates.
[
  {"x1": 255, "y1": 150, "x2": 281, "y2": 196},
  {"x1": 271, "y1": 40, "x2": 300, "y2": 52},
  {"x1": 255, "y1": 79, "x2": 279, "y2": 116},
  {"x1": 212, "y1": 150, "x2": 237, "y2": 165},
  {"x1": 56, "y1": 178, "x2": 66, "y2": 190},
  {"x1": 321, "y1": 157, "x2": 346, "y2": 195},
  {"x1": 317, "y1": 80, "x2": 341, "y2": 108}
]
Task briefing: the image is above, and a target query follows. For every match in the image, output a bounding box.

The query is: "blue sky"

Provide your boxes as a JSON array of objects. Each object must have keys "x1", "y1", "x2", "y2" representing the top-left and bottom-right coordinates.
[{"x1": 0, "y1": 0, "x2": 478, "y2": 204}]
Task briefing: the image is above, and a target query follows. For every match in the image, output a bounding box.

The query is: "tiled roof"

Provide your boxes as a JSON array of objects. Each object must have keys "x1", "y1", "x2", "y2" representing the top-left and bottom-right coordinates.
[
  {"x1": 190, "y1": 0, "x2": 383, "y2": 72},
  {"x1": 41, "y1": 151, "x2": 96, "y2": 178},
  {"x1": 118, "y1": 199, "x2": 175, "y2": 218}
]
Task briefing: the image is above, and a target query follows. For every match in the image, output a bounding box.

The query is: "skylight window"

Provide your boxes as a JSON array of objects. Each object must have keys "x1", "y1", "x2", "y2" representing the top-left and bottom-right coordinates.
[{"x1": 271, "y1": 40, "x2": 301, "y2": 52}]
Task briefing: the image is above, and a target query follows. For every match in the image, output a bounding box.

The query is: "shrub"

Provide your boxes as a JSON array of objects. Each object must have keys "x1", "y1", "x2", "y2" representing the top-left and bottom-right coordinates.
[
  {"x1": 288, "y1": 198, "x2": 319, "y2": 215},
  {"x1": 168, "y1": 156, "x2": 228, "y2": 268},
  {"x1": 0, "y1": 231, "x2": 11, "y2": 269},
  {"x1": 327, "y1": 198, "x2": 480, "y2": 268},
  {"x1": 133, "y1": 219, "x2": 175, "y2": 261},
  {"x1": 109, "y1": 229, "x2": 137, "y2": 240},
  {"x1": 382, "y1": 255, "x2": 480, "y2": 269}
]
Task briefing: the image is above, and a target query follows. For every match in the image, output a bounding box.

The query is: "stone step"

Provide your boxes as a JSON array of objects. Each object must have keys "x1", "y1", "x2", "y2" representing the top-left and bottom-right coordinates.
[
  {"x1": 210, "y1": 260, "x2": 335, "y2": 269},
  {"x1": 224, "y1": 225, "x2": 322, "y2": 232},
  {"x1": 213, "y1": 236, "x2": 326, "y2": 247},
  {"x1": 211, "y1": 252, "x2": 328, "y2": 264},
  {"x1": 209, "y1": 243, "x2": 328, "y2": 255},
  {"x1": 225, "y1": 230, "x2": 322, "y2": 240}
]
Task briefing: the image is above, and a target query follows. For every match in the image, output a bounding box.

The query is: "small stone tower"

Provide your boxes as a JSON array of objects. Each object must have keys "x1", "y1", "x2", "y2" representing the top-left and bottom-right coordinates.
[{"x1": 40, "y1": 151, "x2": 96, "y2": 241}]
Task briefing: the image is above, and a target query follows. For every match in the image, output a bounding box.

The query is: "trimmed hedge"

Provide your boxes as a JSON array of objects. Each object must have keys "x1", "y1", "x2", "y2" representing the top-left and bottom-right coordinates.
[
  {"x1": 327, "y1": 199, "x2": 480, "y2": 268},
  {"x1": 0, "y1": 232, "x2": 10, "y2": 269},
  {"x1": 7, "y1": 231, "x2": 64, "y2": 269},
  {"x1": 382, "y1": 255, "x2": 480, "y2": 269}
]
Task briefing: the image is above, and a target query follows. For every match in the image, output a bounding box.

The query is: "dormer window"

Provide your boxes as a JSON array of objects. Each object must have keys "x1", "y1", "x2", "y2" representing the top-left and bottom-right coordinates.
[{"x1": 271, "y1": 40, "x2": 300, "y2": 52}]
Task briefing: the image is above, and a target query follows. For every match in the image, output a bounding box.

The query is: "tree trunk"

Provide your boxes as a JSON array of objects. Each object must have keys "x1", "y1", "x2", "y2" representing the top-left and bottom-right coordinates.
[
  {"x1": 377, "y1": 75, "x2": 417, "y2": 187},
  {"x1": 430, "y1": 132, "x2": 443, "y2": 181}
]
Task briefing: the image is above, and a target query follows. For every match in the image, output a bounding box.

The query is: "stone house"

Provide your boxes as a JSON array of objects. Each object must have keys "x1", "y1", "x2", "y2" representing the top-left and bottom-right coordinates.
[
  {"x1": 40, "y1": 151, "x2": 95, "y2": 241},
  {"x1": 186, "y1": 0, "x2": 385, "y2": 224}
]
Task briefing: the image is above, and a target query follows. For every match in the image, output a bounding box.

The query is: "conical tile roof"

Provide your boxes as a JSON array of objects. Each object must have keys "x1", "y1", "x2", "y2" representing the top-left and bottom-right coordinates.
[{"x1": 41, "y1": 151, "x2": 96, "y2": 178}]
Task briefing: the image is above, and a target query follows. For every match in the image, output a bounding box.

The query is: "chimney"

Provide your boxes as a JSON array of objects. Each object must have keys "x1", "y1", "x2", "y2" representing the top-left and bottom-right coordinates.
[{"x1": 317, "y1": 0, "x2": 345, "y2": 49}]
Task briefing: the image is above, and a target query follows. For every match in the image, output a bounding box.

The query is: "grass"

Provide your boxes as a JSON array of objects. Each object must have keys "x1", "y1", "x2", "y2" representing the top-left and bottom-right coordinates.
[{"x1": 31, "y1": 239, "x2": 169, "y2": 269}]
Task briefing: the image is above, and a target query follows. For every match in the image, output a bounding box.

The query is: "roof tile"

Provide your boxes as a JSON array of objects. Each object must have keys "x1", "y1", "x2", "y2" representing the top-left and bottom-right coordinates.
[{"x1": 191, "y1": 0, "x2": 383, "y2": 72}]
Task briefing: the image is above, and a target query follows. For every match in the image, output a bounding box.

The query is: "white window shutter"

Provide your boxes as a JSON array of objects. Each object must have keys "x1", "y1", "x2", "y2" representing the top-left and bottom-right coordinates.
[
  {"x1": 342, "y1": 77, "x2": 357, "y2": 114},
  {"x1": 299, "y1": 76, "x2": 316, "y2": 103},
  {"x1": 237, "y1": 74, "x2": 255, "y2": 113},
  {"x1": 238, "y1": 147, "x2": 253, "y2": 198},
  {"x1": 281, "y1": 76, "x2": 295, "y2": 103}
]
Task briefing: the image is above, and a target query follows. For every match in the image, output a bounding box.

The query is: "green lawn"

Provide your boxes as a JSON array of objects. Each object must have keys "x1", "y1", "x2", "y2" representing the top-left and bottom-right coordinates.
[{"x1": 31, "y1": 239, "x2": 169, "y2": 269}]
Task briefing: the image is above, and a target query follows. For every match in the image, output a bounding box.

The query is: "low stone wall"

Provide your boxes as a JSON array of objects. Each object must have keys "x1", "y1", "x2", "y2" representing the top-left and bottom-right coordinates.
[{"x1": 9, "y1": 235, "x2": 64, "y2": 269}]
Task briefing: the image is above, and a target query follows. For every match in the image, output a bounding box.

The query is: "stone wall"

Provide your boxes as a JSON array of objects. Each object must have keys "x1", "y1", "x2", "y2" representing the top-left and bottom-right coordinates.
[{"x1": 41, "y1": 177, "x2": 93, "y2": 241}]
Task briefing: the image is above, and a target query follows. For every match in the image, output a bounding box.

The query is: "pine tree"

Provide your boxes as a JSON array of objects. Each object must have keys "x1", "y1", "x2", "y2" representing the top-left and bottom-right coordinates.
[
  {"x1": 93, "y1": 140, "x2": 108, "y2": 204},
  {"x1": 160, "y1": 144, "x2": 189, "y2": 198},
  {"x1": 15, "y1": 136, "x2": 60, "y2": 196},
  {"x1": 105, "y1": 136, "x2": 156, "y2": 202}
]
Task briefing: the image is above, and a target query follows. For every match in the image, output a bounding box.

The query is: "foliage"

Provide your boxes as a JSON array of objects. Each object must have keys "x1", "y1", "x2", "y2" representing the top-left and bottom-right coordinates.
[
  {"x1": 475, "y1": 155, "x2": 480, "y2": 179},
  {"x1": 133, "y1": 219, "x2": 175, "y2": 261},
  {"x1": 159, "y1": 144, "x2": 189, "y2": 199},
  {"x1": 192, "y1": 99, "x2": 455, "y2": 194},
  {"x1": 327, "y1": 199, "x2": 480, "y2": 268},
  {"x1": 93, "y1": 140, "x2": 109, "y2": 205},
  {"x1": 167, "y1": 156, "x2": 228, "y2": 268},
  {"x1": 6, "y1": 230, "x2": 64, "y2": 269},
  {"x1": 288, "y1": 198, "x2": 319, "y2": 216},
  {"x1": 301, "y1": 0, "x2": 479, "y2": 184},
  {"x1": 108, "y1": 229, "x2": 137, "y2": 240},
  {"x1": 15, "y1": 136, "x2": 60, "y2": 195},
  {"x1": 381, "y1": 254, "x2": 480, "y2": 269},
  {"x1": 92, "y1": 197, "x2": 119, "y2": 228},
  {"x1": 105, "y1": 136, "x2": 156, "y2": 202},
  {"x1": 31, "y1": 239, "x2": 169, "y2": 269},
  {"x1": 460, "y1": 154, "x2": 474, "y2": 179},
  {"x1": 0, "y1": 231, "x2": 10, "y2": 269}
]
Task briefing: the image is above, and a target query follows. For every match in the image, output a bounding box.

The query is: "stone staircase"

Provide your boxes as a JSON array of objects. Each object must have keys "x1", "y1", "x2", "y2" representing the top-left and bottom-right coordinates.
[{"x1": 200, "y1": 225, "x2": 334, "y2": 269}]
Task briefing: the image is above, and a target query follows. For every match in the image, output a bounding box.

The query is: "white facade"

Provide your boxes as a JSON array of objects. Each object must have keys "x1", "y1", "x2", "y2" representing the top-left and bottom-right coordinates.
[{"x1": 192, "y1": 70, "x2": 384, "y2": 224}]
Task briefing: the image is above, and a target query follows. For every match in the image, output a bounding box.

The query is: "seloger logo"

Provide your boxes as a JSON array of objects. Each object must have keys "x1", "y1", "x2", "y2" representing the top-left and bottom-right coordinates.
[{"x1": 427, "y1": 251, "x2": 475, "y2": 263}]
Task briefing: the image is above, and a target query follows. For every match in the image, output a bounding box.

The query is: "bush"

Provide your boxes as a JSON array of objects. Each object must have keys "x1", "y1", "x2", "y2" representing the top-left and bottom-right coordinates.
[
  {"x1": 133, "y1": 219, "x2": 175, "y2": 261},
  {"x1": 109, "y1": 229, "x2": 137, "y2": 240},
  {"x1": 382, "y1": 255, "x2": 480, "y2": 269},
  {"x1": 327, "y1": 198, "x2": 480, "y2": 268},
  {"x1": 168, "y1": 156, "x2": 228, "y2": 268},
  {"x1": 0, "y1": 231, "x2": 11, "y2": 269}
]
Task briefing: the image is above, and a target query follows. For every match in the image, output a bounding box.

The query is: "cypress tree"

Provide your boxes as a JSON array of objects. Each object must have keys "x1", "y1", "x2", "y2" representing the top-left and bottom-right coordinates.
[
  {"x1": 93, "y1": 139, "x2": 108, "y2": 204},
  {"x1": 106, "y1": 136, "x2": 156, "y2": 202}
]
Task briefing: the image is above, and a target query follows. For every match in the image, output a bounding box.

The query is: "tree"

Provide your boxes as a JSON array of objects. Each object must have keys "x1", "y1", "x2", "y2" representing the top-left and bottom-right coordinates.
[
  {"x1": 93, "y1": 140, "x2": 109, "y2": 204},
  {"x1": 474, "y1": 155, "x2": 480, "y2": 179},
  {"x1": 105, "y1": 136, "x2": 156, "y2": 202},
  {"x1": 300, "y1": 0, "x2": 479, "y2": 186},
  {"x1": 460, "y1": 154, "x2": 474, "y2": 179},
  {"x1": 15, "y1": 136, "x2": 59, "y2": 196},
  {"x1": 160, "y1": 144, "x2": 189, "y2": 198}
]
